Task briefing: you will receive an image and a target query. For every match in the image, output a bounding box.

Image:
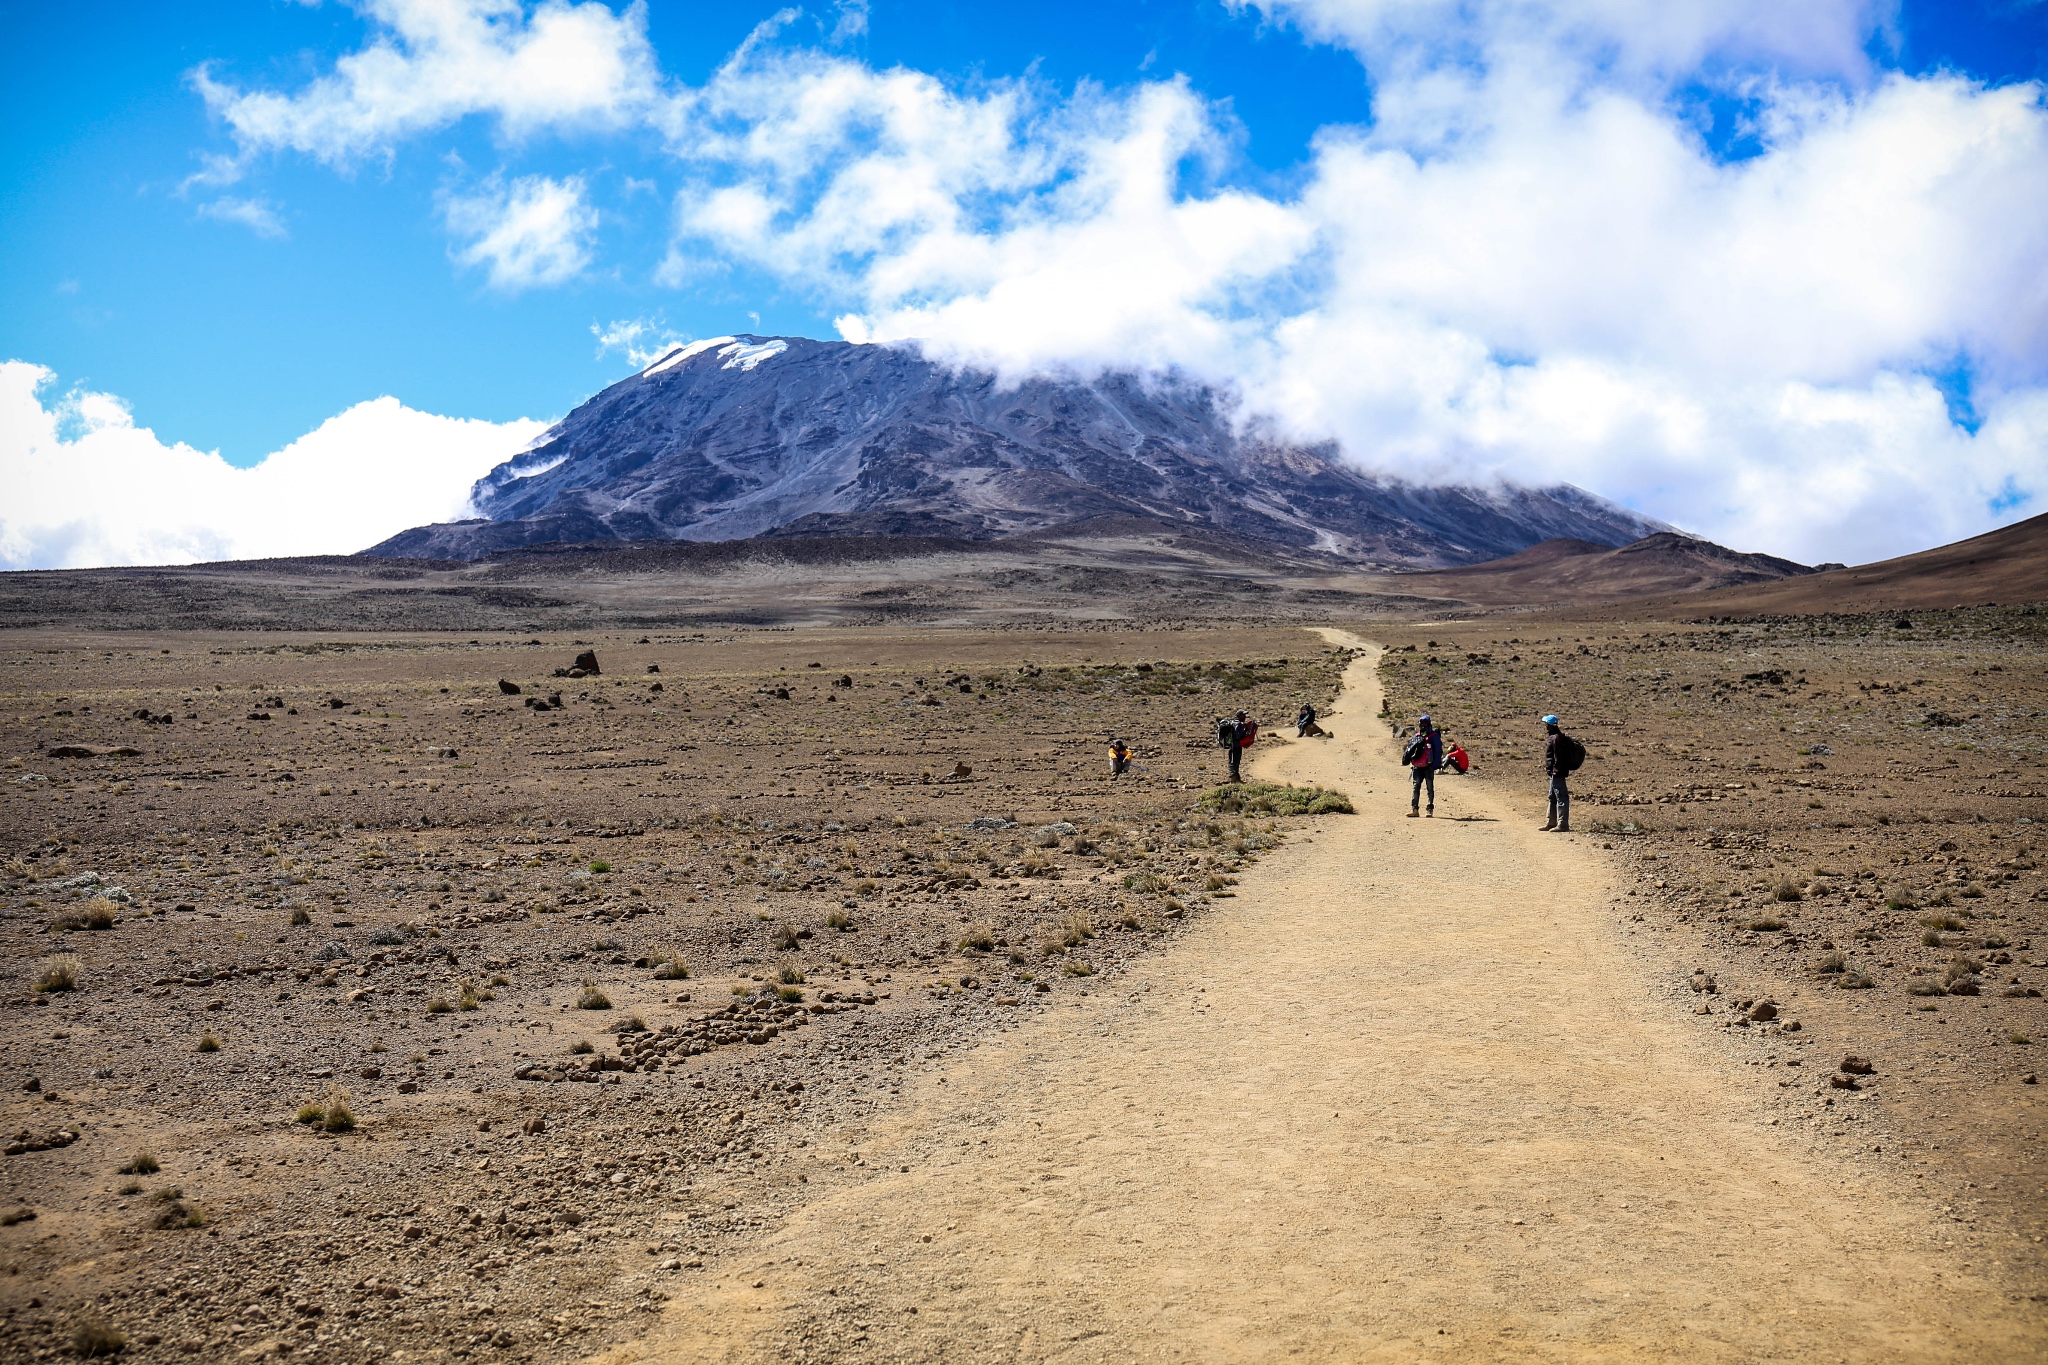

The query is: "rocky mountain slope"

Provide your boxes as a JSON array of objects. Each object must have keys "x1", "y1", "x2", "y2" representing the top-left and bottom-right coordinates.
[
  {"x1": 367, "y1": 336, "x2": 1664, "y2": 566},
  {"x1": 1387, "y1": 532, "x2": 1817, "y2": 605}
]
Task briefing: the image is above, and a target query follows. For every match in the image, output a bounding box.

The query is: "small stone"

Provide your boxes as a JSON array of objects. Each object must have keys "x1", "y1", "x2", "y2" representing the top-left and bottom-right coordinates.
[
  {"x1": 1746, "y1": 1001, "x2": 1778, "y2": 1022},
  {"x1": 1840, "y1": 1056, "x2": 1874, "y2": 1075}
]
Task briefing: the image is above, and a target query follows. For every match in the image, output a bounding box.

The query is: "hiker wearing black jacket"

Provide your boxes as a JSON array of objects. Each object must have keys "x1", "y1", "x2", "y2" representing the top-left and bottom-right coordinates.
[
  {"x1": 1406, "y1": 715, "x2": 1443, "y2": 818},
  {"x1": 1225, "y1": 711, "x2": 1251, "y2": 782},
  {"x1": 1542, "y1": 713, "x2": 1572, "y2": 832}
]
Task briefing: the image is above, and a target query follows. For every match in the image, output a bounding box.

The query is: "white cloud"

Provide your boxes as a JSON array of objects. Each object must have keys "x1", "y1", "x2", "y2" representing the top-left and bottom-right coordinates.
[
  {"x1": 195, "y1": 0, "x2": 662, "y2": 166},
  {"x1": 0, "y1": 361, "x2": 547, "y2": 569},
  {"x1": 195, "y1": 195, "x2": 288, "y2": 238},
  {"x1": 591, "y1": 315, "x2": 686, "y2": 367},
  {"x1": 444, "y1": 173, "x2": 597, "y2": 288}
]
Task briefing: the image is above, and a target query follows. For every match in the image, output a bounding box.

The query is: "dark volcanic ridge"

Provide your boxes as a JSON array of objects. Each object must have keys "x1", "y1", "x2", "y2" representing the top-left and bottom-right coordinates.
[{"x1": 367, "y1": 335, "x2": 1665, "y2": 567}]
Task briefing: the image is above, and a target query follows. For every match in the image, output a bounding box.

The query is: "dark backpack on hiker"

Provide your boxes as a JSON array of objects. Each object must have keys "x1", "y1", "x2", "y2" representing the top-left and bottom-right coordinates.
[
  {"x1": 1554, "y1": 732, "x2": 1587, "y2": 773},
  {"x1": 1217, "y1": 719, "x2": 1236, "y2": 749},
  {"x1": 1401, "y1": 733, "x2": 1429, "y2": 767}
]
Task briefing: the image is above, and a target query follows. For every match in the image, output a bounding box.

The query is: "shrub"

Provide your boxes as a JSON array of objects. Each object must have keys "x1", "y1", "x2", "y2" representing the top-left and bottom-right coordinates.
[
  {"x1": 1196, "y1": 782, "x2": 1354, "y2": 816},
  {"x1": 288, "y1": 907, "x2": 312, "y2": 926},
  {"x1": 777, "y1": 985, "x2": 805, "y2": 1003},
  {"x1": 1121, "y1": 871, "x2": 1167, "y2": 894},
  {"x1": 957, "y1": 923, "x2": 994, "y2": 952},
  {"x1": 615, "y1": 1013, "x2": 649, "y2": 1033},
  {"x1": 772, "y1": 923, "x2": 801, "y2": 951},
  {"x1": 35, "y1": 954, "x2": 81, "y2": 993},
  {"x1": 296, "y1": 1103, "x2": 326, "y2": 1125},
  {"x1": 825, "y1": 910, "x2": 853, "y2": 931},
  {"x1": 117, "y1": 1180, "x2": 143, "y2": 1196},
  {"x1": 457, "y1": 982, "x2": 484, "y2": 1011},
  {"x1": 82, "y1": 898, "x2": 118, "y2": 930},
  {"x1": 321, "y1": 1089, "x2": 355, "y2": 1132},
  {"x1": 1060, "y1": 911, "x2": 1095, "y2": 948},
  {"x1": 589, "y1": 860, "x2": 611, "y2": 873},
  {"x1": 569, "y1": 1039, "x2": 595, "y2": 1055},
  {"x1": 1905, "y1": 978, "x2": 1946, "y2": 997},
  {"x1": 1062, "y1": 959, "x2": 1095, "y2": 977},
  {"x1": 1814, "y1": 950, "x2": 1847, "y2": 974},
  {"x1": 195, "y1": 1033, "x2": 220, "y2": 1053},
  {"x1": 119, "y1": 1150, "x2": 160, "y2": 1175},
  {"x1": 71, "y1": 1319, "x2": 127, "y2": 1358},
  {"x1": 778, "y1": 965, "x2": 805, "y2": 984},
  {"x1": 652, "y1": 954, "x2": 690, "y2": 980},
  {"x1": 1746, "y1": 918, "x2": 1786, "y2": 932},
  {"x1": 576, "y1": 983, "x2": 612, "y2": 1010},
  {"x1": 1920, "y1": 930, "x2": 1946, "y2": 948},
  {"x1": 1839, "y1": 971, "x2": 1875, "y2": 989},
  {"x1": 1772, "y1": 880, "x2": 1803, "y2": 903},
  {"x1": 1886, "y1": 889, "x2": 1920, "y2": 911},
  {"x1": 1919, "y1": 914, "x2": 1964, "y2": 931},
  {"x1": 1018, "y1": 851, "x2": 1055, "y2": 878},
  {"x1": 426, "y1": 997, "x2": 452, "y2": 1015}
]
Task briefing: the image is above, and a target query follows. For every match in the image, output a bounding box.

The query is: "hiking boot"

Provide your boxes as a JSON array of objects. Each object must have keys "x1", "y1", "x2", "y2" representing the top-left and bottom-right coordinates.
[
  {"x1": 1425, "y1": 806, "x2": 1434, "y2": 817},
  {"x1": 1406, "y1": 809, "x2": 1419, "y2": 818},
  {"x1": 1540, "y1": 820, "x2": 1556, "y2": 831}
]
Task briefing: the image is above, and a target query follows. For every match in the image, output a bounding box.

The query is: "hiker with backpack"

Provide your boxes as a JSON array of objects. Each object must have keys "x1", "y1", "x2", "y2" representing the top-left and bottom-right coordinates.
[
  {"x1": 1296, "y1": 702, "x2": 1318, "y2": 737},
  {"x1": 1403, "y1": 714, "x2": 1444, "y2": 818},
  {"x1": 1217, "y1": 711, "x2": 1257, "y2": 783},
  {"x1": 1542, "y1": 714, "x2": 1584, "y2": 832}
]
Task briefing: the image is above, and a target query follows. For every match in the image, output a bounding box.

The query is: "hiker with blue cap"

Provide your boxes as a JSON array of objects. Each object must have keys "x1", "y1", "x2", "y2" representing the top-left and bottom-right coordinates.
[
  {"x1": 1403, "y1": 713, "x2": 1443, "y2": 818},
  {"x1": 1542, "y1": 714, "x2": 1586, "y2": 832}
]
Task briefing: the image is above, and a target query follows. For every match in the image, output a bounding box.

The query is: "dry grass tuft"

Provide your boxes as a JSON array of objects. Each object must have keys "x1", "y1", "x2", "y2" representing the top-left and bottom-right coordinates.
[
  {"x1": 957, "y1": 923, "x2": 995, "y2": 952},
  {"x1": 71, "y1": 1318, "x2": 127, "y2": 1358},
  {"x1": 576, "y1": 981, "x2": 612, "y2": 1010},
  {"x1": 194, "y1": 1033, "x2": 220, "y2": 1053},
  {"x1": 1197, "y1": 782, "x2": 1353, "y2": 816},
  {"x1": 35, "y1": 954, "x2": 80, "y2": 992},
  {"x1": 118, "y1": 1150, "x2": 160, "y2": 1175}
]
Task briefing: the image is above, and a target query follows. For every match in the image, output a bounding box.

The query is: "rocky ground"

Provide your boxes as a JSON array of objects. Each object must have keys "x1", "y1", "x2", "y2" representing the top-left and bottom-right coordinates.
[
  {"x1": 0, "y1": 627, "x2": 1346, "y2": 1362},
  {"x1": 1370, "y1": 605, "x2": 2048, "y2": 1287}
]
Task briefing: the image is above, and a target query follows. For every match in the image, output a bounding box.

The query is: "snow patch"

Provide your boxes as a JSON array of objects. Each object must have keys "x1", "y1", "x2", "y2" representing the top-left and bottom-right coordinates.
[
  {"x1": 719, "y1": 339, "x2": 788, "y2": 371},
  {"x1": 641, "y1": 337, "x2": 736, "y2": 377}
]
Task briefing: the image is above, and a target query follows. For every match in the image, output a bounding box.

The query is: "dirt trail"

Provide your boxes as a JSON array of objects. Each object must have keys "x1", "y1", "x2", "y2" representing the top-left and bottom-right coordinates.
[{"x1": 600, "y1": 632, "x2": 2041, "y2": 1363}]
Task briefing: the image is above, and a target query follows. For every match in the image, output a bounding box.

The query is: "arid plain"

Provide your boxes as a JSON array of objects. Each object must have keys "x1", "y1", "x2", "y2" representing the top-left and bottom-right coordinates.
[{"x1": 2, "y1": 534, "x2": 2045, "y2": 1362}]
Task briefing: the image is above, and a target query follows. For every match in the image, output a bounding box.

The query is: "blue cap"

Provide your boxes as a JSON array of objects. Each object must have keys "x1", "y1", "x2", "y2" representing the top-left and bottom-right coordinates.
[
  {"x1": 1542, "y1": 714, "x2": 1560, "y2": 726},
  {"x1": 1418, "y1": 713, "x2": 1431, "y2": 724}
]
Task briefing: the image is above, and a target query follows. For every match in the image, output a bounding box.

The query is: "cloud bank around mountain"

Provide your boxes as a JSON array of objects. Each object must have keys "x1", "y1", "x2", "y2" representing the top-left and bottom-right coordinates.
[
  {"x1": 145, "y1": 2, "x2": 2048, "y2": 563},
  {"x1": 0, "y1": 361, "x2": 545, "y2": 570}
]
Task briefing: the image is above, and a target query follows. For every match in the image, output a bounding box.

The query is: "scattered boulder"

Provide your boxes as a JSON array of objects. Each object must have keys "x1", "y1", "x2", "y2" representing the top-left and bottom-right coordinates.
[
  {"x1": 1689, "y1": 972, "x2": 1717, "y2": 994},
  {"x1": 498, "y1": 680, "x2": 522, "y2": 695},
  {"x1": 573, "y1": 650, "x2": 601, "y2": 675},
  {"x1": 1745, "y1": 1001, "x2": 1778, "y2": 1022},
  {"x1": 1840, "y1": 1056, "x2": 1875, "y2": 1075}
]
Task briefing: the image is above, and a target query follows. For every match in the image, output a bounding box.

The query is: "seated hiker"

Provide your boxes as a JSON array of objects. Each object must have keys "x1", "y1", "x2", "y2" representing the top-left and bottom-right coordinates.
[{"x1": 1109, "y1": 739, "x2": 1132, "y2": 778}]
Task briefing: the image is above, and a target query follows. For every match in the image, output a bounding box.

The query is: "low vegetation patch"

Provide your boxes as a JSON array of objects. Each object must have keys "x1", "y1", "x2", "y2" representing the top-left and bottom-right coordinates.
[{"x1": 1196, "y1": 782, "x2": 1353, "y2": 816}]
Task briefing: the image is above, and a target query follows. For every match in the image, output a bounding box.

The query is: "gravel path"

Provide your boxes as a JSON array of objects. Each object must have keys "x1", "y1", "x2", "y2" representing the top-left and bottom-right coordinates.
[{"x1": 596, "y1": 631, "x2": 2043, "y2": 1363}]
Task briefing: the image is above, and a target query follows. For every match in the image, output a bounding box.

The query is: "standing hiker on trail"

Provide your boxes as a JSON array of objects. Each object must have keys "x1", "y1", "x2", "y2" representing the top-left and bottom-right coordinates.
[
  {"x1": 1542, "y1": 714, "x2": 1584, "y2": 832},
  {"x1": 1403, "y1": 714, "x2": 1443, "y2": 818},
  {"x1": 1109, "y1": 738, "x2": 1132, "y2": 779},
  {"x1": 1218, "y1": 711, "x2": 1256, "y2": 783}
]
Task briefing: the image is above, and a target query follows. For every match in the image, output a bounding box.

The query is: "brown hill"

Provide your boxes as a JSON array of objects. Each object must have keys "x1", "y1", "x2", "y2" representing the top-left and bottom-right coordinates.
[
  {"x1": 1653, "y1": 511, "x2": 2048, "y2": 615},
  {"x1": 1383, "y1": 532, "x2": 1814, "y2": 607}
]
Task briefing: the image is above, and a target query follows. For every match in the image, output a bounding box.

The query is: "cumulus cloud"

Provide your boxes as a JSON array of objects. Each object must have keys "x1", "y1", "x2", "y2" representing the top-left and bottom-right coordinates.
[
  {"x1": 0, "y1": 362, "x2": 547, "y2": 569},
  {"x1": 195, "y1": 195, "x2": 288, "y2": 238},
  {"x1": 180, "y1": 1, "x2": 2048, "y2": 564},
  {"x1": 444, "y1": 173, "x2": 597, "y2": 288},
  {"x1": 195, "y1": 0, "x2": 662, "y2": 166},
  {"x1": 591, "y1": 315, "x2": 692, "y2": 368}
]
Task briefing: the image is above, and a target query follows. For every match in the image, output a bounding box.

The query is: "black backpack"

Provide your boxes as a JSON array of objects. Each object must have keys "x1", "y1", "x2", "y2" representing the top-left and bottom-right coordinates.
[
  {"x1": 1216, "y1": 719, "x2": 1236, "y2": 749},
  {"x1": 1401, "y1": 734, "x2": 1429, "y2": 766},
  {"x1": 1555, "y1": 733, "x2": 1587, "y2": 772}
]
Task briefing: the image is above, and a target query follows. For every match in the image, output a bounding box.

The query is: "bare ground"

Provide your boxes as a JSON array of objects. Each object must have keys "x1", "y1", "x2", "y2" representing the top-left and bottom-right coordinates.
[{"x1": 593, "y1": 634, "x2": 2045, "y2": 1363}]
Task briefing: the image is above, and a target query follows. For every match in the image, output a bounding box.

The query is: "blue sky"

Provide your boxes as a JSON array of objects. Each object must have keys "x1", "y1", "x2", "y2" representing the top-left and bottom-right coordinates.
[{"x1": 3, "y1": 1, "x2": 2046, "y2": 568}]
